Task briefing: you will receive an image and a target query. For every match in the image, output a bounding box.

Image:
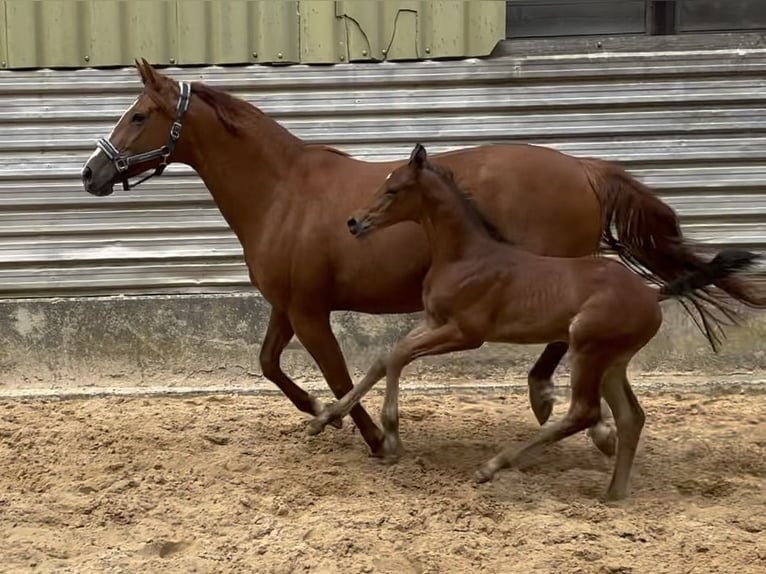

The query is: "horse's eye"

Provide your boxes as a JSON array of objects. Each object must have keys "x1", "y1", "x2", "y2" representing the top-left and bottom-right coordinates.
[
  {"x1": 385, "y1": 187, "x2": 398, "y2": 195},
  {"x1": 131, "y1": 112, "x2": 147, "y2": 124}
]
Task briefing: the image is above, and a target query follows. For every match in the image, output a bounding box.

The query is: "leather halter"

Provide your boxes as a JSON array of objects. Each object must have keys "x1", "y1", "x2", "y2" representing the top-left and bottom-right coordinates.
[{"x1": 95, "y1": 81, "x2": 191, "y2": 190}]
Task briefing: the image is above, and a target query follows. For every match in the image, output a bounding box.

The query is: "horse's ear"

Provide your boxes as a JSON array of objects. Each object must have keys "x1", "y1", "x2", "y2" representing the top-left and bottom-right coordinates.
[
  {"x1": 136, "y1": 58, "x2": 161, "y2": 89},
  {"x1": 135, "y1": 59, "x2": 148, "y2": 84},
  {"x1": 409, "y1": 143, "x2": 427, "y2": 169}
]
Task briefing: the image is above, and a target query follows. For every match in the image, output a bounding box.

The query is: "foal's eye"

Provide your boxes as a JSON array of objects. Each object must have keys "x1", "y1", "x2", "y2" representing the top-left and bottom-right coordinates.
[
  {"x1": 385, "y1": 187, "x2": 398, "y2": 195},
  {"x1": 131, "y1": 112, "x2": 147, "y2": 124}
]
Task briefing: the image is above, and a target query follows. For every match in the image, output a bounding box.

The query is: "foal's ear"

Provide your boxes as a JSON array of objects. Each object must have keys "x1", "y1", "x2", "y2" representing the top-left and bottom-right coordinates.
[{"x1": 409, "y1": 143, "x2": 428, "y2": 170}]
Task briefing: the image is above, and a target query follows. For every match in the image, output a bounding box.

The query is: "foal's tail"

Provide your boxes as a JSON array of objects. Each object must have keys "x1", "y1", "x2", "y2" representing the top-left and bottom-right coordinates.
[
  {"x1": 659, "y1": 249, "x2": 762, "y2": 301},
  {"x1": 581, "y1": 158, "x2": 766, "y2": 351}
]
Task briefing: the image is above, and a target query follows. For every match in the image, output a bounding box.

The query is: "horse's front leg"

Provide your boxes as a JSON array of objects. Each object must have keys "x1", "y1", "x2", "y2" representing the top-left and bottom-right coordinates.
[
  {"x1": 305, "y1": 323, "x2": 434, "y2": 437},
  {"x1": 259, "y1": 308, "x2": 341, "y2": 428},
  {"x1": 289, "y1": 308, "x2": 384, "y2": 454},
  {"x1": 527, "y1": 341, "x2": 616, "y2": 456},
  {"x1": 527, "y1": 342, "x2": 568, "y2": 425}
]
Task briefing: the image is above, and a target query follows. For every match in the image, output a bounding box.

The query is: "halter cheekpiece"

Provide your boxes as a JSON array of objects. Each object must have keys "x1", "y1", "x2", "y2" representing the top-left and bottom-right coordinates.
[{"x1": 96, "y1": 81, "x2": 192, "y2": 190}]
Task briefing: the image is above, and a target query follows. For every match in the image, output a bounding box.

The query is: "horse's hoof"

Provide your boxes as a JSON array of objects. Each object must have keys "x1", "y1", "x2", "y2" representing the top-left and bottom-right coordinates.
[
  {"x1": 328, "y1": 416, "x2": 343, "y2": 430},
  {"x1": 602, "y1": 490, "x2": 629, "y2": 505},
  {"x1": 528, "y1": 382, "x2": 554, "y2": 425},
  {"x1": 371, "y1": 435, "x2": 402, "y2": 464},
  {"x1": 588, "y1": 425, "x2": 617, "y2": 458},
  {"x1": 474, "y1": 466, "x2": 494, "y2": 484}
]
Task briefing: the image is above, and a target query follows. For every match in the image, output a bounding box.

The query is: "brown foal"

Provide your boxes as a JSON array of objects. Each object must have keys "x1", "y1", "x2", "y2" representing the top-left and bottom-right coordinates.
[{"x1": 307, "y1": 143, "x2": 760, "y2": 500}]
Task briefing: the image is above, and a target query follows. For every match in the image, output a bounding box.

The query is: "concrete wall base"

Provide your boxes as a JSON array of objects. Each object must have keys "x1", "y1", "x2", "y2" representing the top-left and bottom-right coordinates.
[{"x1": 0, "y1": 293, "x2": 764, "y2": 392}]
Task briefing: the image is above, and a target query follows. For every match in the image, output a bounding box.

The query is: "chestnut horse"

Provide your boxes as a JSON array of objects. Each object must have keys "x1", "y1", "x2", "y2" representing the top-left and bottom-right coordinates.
[
  {"x1": 307, "y1": 143, "x2": 760, "y2": 500},
  {"x1": 81, "y1": 60, "x2": 763, "y2": 455}
]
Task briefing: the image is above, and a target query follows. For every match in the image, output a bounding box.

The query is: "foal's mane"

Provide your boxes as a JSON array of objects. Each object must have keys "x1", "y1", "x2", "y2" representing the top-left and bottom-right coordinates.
[{"x1": 424, "y1": 162, "x2": 508, "y2": 243}]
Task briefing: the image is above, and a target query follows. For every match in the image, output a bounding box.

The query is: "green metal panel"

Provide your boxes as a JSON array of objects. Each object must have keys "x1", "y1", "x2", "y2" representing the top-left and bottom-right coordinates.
[
  {"x1": 4, "y1": 0, "x2": 177, "y2": 68},
  {"x1": 87, "y1": 0, "x2": 178, "y2": 68},
  {"x1": 423, "y1": 1, "x2": 506, "y2": 58},
  {"x1": 300, "y1": 0, "x2": 340, "y2": 63},
  {"x1": 5, "y1": 0, "x2": 87, "y2": 68},
  {"x1": 0, "y1": 0, "x2": 503, "y2": 69},
  {"x1": 336, "y1": 0, "x2": 505, "y2": 62},
  {"x1": 176, "y1": 0, "x2": 299, "y2": 65},
  {"x1": 0, "y1": 1, "x2": 6, "y2": 68}
]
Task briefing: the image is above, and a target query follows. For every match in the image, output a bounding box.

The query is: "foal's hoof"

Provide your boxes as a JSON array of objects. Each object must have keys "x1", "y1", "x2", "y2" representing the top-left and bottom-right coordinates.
[
  {"x1": 309, "y1": 397, "x2": 344, "y2": 430},
  {"x1": 305, "y1": 418, "x2": 326, "y2": 436},
  {"x1": 528, "y1": 381, "x2": 555, "y2": 426}
]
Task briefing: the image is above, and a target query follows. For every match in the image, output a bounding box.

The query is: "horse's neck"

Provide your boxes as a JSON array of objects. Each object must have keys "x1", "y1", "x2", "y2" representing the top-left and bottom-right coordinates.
[
  {"x1": 419, "y1": 185, "x2": 493, "y2": 264},
  {"x1": 182, "y1": 111, "x2": 303, "y2": 242}
]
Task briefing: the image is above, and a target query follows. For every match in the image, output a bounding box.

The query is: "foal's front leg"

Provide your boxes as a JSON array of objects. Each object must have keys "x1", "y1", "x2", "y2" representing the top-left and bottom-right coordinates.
[
  {"x1": 378, "y1": 321, "x2": 482, "y2": 462},
  {"x1": 306, "y1": 322, "x2": 434, "y2": 436}
]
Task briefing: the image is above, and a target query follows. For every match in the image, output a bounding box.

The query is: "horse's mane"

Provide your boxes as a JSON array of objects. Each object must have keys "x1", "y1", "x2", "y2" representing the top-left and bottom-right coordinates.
[
  {"x1": 425, "y1": 162, "x2": 509, "y2": 244},
  {"x1": 189, "y1": 82, "x2": 264, "y2": 136}
]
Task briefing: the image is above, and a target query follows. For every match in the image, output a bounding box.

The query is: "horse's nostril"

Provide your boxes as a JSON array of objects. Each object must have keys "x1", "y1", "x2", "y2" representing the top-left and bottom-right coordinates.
[
  {"x1": 82, "y1": 166, "x2": 93, "y2": 182},
  {"x1": 347, "y1": 217, "x2": 358, "y2": 230}
]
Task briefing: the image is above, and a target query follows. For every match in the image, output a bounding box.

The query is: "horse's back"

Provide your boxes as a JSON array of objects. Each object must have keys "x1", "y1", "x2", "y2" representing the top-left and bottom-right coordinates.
[{"x1": 431, "y1": 144, "x2": 603, "y2": 257}]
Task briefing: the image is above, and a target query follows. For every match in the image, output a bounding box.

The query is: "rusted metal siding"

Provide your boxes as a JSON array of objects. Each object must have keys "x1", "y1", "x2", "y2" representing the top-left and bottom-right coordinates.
[
  {"x1": 0, "y1": 1, "x2": 504, "y2": 69},
  {"x1": 0, "y1": 42, "x2": 765, "y2": 296}
]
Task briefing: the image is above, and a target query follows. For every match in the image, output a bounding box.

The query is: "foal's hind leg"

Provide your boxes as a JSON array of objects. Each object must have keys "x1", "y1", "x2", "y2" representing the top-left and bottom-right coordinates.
[
  {"x1": 476, "y1": 351, "x2": 603, "y2": 483},
  {"x1": 601, "y1": 362, "x2": 645, "y2": 501}
]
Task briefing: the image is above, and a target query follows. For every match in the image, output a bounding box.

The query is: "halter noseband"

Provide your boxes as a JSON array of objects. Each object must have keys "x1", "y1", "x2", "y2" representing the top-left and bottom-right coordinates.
[{"x1": 95, "y1": 81, "x2": 192, "y2": 191}]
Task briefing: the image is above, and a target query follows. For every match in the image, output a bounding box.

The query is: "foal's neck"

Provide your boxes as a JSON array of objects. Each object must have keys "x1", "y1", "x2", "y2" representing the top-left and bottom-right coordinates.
[{"x1": 417, "y1": 177, "x2": 499, "y2": 264}]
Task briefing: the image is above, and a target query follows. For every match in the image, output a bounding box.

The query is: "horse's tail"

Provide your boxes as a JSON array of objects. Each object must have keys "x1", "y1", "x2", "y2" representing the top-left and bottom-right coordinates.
[{"x1": 581, "y1": 157, "x2": 765, "y2": 351}]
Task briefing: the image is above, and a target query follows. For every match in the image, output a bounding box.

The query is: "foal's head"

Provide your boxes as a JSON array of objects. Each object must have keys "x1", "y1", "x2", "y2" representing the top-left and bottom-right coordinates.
[
  {"x1": 81, "y1": 59, "x2": 192, "y2": 196},
  {"x1": 347, "y1": 143, "x2": 440, "y2": 237}
]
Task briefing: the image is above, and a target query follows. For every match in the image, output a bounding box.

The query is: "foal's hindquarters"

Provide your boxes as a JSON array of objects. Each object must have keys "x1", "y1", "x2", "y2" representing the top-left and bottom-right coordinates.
[{"x1": 476, "y1": 285, "x2": 663, "y2": 501}]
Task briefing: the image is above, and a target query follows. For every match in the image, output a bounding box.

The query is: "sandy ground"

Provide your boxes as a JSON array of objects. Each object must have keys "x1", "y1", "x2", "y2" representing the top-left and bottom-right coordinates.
[{"x1": 0, "y1": 387, "x2": 765, "y2": 574}]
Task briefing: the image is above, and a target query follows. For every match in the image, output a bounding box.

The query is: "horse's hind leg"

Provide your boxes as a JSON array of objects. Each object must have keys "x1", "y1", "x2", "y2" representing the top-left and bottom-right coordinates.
[
  {"x1": 260, "y1": 308, "x2": 341, "y2": 428},
  {"x1": 527, "y1": 342, "x2": 568, "y2": 425},
  {"x1": 476, "y1": 351, "x2": 604, "y2": 483},
  {"x1": 528, "y1": 342, "x2": 616, "y2": 457},
  {"x1": 601, "y1": 362, "x2": 645, "y2": 501}
]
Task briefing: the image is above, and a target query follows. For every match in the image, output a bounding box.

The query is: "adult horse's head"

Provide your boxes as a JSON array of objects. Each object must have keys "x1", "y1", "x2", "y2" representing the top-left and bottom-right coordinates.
[
  {"x1": 81, "y1": 58, "x2": 192, "y2": 196},
  {"x1": 347, "y1": 143, "x2": 432, "y2": 238}
]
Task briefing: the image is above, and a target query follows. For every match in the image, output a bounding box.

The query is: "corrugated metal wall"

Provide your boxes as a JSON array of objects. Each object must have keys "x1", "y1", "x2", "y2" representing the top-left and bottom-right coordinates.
[
  {"x1": 0, "y1": 0, "x2": 504, "y2": 68},
  {"x1": 0, "y1": 46, "x2": 765, "y2": 296}
]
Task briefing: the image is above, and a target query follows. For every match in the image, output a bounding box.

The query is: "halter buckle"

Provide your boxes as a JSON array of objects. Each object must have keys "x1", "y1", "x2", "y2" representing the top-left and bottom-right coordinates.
[
  {"x1": 115, "y1": 157, "x2": 129, "y2": 172},
  {"x1": 170, "y1": 121, "x2": 183, "y2": 140}
]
